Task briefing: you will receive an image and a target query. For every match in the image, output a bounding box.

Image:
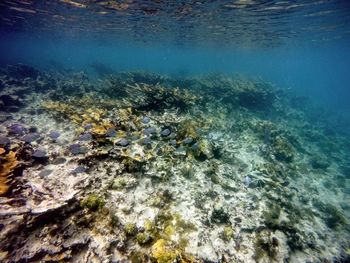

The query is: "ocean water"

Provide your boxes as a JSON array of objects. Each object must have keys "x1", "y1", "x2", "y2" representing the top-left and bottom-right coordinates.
[{"x1": 1, "y1": 1, "x2": 350, "y2": 263}]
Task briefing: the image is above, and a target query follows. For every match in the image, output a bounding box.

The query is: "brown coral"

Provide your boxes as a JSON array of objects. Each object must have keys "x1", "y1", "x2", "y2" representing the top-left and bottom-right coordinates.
[{"x1": 0, "y1": 149, "x2": 19, "y2": 196}]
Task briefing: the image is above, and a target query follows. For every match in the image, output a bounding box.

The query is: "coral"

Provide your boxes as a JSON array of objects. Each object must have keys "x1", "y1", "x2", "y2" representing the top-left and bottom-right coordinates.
[
  {"x1": 42, "y1": 99, "x2": 114, "y2": 137},
  {"x1": 125, "y1": 222, "x2": 137, "y2": 236},
  {"x1": 191, "y1": 140, "x2": 213, "y2": 160},
  {"x1": 136, "y1": 232, "x2": 151, "y2": 245},
  {"x1": 177, "y1": 119, "x2": 199, "y2": 140},
  {"x1": 80, "y1": 194, "x2": 105, "y2": 211},
  {"x1": 273, "y1": 136, "x2": 294, "y2": 163},
  {"x1": 205, "y1": 161, "x2": 221, "y2": 184},
  {"x1": 164, "y1": 225, "x2": 175, "y2": 236},
  {"x1": 263, "y1": 203, "x2": 282, "y2": 229},
  {"x1": 151, "y1": 239, "x2": 179, "y2": 263},
  {"x1": 117, "y1": 107, "x2": 133, "y2": 122},
  {"x1": 144, "y1": 219, "x2": 155, "y2": 232},
  {"x1": 222, "y1": 226, "x2": 234, "y2": 241},
  {"x1": 180, "y1": 164, "x2": 195, "y2": 179},
  {"x1": 253, "y1": 230, "x2": 279, "y2": 262},
  {"x1": 0, "y1": 149, "x2": 19, "y2": 196},
  {"x1": 316, "y1": 203, "x2": 347, "y2": 229},
  {"x1": 211, "y1": 206, "x2": 230, "y2": 224}
]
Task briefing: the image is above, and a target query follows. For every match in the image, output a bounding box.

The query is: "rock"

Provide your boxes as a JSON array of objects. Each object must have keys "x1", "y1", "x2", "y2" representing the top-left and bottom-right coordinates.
[
  {"x1": 0, "y1": 94, "x2": 22, "y2": 107},
  {"x1": 6, "y1": 63, "x2": 40, "y2": 79},
  {"x1": 0, "y1": 112, "x2": 11, "y2": 122}
]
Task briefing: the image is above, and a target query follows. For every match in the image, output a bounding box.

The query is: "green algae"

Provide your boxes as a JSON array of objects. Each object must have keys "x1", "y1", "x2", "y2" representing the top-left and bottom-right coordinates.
[
  {"x1": 80, "y1": 194, "x2": 105, "y2": 211},
  {"x1": 135, "y1": 232, "x2": 151, "y2": 245},
  {"x1": 124, "y1": 222, "x2": 137, "y2": 236},
  {"x1": 222, "y1": 226, "x2": 234, "y2": 241}
]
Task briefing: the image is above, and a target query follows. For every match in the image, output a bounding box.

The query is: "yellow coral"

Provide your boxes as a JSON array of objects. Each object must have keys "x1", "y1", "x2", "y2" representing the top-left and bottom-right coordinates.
[
  {"x1": 164, "y1": 225, "x2": 175, "y2": 236},
  {"x1": 0, "y1": 150, "x2": 19, "y2": 196},
  {"x1": 151, "y1": 239, "x2": 179, "y2": 263},
  {"x1": 118, "y1": 107, "x2": 133, "y2": 121}
]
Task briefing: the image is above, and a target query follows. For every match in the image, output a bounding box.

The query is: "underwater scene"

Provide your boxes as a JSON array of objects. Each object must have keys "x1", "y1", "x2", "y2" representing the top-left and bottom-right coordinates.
[{"x1": 1, "y1": 1, "x2": 350, "y2": 263}]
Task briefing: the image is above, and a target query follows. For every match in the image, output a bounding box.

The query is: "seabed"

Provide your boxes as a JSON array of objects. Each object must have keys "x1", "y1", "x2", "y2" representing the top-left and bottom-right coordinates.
[{"x1": 0, "y1": 64, "x2": 349, "y2": 263}]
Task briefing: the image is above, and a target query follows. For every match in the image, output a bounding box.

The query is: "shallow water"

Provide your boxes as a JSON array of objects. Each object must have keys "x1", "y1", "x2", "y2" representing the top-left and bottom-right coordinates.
[{"x1": 0, "y1": 1, "x2": 350, "y2": 263}]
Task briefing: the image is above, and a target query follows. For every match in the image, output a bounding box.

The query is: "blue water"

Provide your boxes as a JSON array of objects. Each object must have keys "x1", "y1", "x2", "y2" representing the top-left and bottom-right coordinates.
[
  {"x1": 1, "y1": 33, "x2": 350, "y2": 111},
  {"x1": 1, "y1": 1, "x2": 350, "y2": 111}
]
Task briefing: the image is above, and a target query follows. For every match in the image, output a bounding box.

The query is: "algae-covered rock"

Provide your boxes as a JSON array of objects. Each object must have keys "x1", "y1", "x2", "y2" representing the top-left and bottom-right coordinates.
[
  {"x1": 80, "y1": 194, "x2": 105, "y2": 211},
  {"x1": 316, "y1": 202, "x2": 347, "y2": 229},
  {"x1": 273, "y1": 137, "x2": 294, "y2": 162},
  {"x1": 263, "y1": 203, "x2": 281, "y2": 229}
]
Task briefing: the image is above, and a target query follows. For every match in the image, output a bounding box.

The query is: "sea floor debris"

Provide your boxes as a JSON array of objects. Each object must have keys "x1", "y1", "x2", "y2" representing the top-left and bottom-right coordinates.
[{"x1": 0, "y1": 64, "x2": 350, "y2": 262}]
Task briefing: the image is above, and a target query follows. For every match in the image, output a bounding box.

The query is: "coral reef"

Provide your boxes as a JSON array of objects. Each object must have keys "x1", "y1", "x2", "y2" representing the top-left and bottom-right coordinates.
[
  {"x1": 0, "y1": 149, "x2": 19, "y2": 195},
  {"x1": 0, "y1": 65, "x2": 349, "y2": 263}
]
